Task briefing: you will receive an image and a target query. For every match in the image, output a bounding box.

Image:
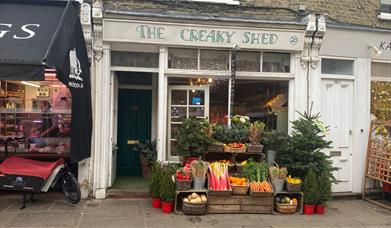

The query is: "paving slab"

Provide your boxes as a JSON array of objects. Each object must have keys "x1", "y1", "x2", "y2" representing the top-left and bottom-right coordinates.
[
  {"x1": 7, "y1": 212, "x2": 80, "y2": 227},
  {"x1": 0, "y1": 212, "x2": 19, "y2": 228},
  {"x1": 79, "y1": 217, "x2": 145, "y2": 228}
]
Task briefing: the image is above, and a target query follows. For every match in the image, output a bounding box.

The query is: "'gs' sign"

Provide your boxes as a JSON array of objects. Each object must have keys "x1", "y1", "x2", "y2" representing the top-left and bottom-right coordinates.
[{"x1": 0, "y1": 23, "x2": 40, "y2": 40}]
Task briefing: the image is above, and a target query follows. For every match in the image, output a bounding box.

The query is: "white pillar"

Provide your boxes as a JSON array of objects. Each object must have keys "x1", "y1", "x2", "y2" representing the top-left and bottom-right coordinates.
[{"x1": 157, "y1": 47, "x2": 167, "y2": 161}]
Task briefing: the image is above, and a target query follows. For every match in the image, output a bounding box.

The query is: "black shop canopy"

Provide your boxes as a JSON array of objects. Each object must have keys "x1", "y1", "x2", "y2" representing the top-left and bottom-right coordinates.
[{"x1": 0, "y1": 0, "x2": 92, "y2": 162}]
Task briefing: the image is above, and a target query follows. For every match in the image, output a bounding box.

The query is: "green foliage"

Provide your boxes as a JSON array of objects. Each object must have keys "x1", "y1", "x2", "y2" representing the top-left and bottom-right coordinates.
[
  {"x1": 275, "y1": 112, "x2": 335, "y2": 182},
  {"x1": 303, "y1": 168, "x2": 319, "y2": 205},
  {"x1": 149, "y1": 162, "x2": 162, "y2": 198},
  {"x1": 135, "y1": 140, "x2": 157, "y2": 166},
  {"x1": 212, "y1": 124, "x2": 249, "y2": 144},
  {"x1": 249, "y1": 121, "x2": 266, "y2": 143},
  {"x1": 159, "y1": 165, "x2": 176, "y2": 202},
  {"x1": 242, "y1": 158, "x2": 269, "y2": 182},
  {"x1": 318, "y1": 170, "x2": 332, "y2": 204},
  {"x1": 176, "y1": 118, "x2": 212, "y2": 157},
  {"x1": 261, "y1": 130, "x2": 290, "y2": 152}
]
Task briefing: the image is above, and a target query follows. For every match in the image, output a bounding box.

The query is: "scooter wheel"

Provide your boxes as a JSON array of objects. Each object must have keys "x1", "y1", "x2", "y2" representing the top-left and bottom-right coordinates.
[{"x1": 61, "y1": 171, "x2": 81, "y2": 204}]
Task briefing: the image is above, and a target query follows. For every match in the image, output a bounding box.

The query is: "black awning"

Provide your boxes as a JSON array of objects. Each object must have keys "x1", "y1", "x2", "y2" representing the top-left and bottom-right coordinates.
[{"x1": 0, "y1": 0, "x2": 92, "y2": 162}]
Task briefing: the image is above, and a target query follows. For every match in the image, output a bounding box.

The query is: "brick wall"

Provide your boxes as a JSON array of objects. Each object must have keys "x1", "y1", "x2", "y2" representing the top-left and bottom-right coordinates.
[{"x1": 241, "y1": 0, "x2": 391, "y2": 29}]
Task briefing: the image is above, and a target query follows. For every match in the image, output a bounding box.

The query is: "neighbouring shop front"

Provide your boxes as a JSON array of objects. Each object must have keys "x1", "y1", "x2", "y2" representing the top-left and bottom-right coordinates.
[{"x1": 0, "y1": 0, "x2": 92, "y2": 180}]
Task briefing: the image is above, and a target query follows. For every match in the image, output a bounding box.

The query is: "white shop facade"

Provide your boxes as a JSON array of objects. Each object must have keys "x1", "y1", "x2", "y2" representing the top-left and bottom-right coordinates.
[{"x1": 89, "y1": 11, "x2": 389, "y2": 198}]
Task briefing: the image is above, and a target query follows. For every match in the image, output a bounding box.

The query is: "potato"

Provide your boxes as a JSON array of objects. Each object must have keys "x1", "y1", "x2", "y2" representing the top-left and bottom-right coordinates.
[
  {"x1": 200, "y1": 194, "x2": 207, "y2": 202},
  {"x1": 191, "y1": 193, "x2": 199, "y2": 199},
  {"x1": 183, "y1": 198, "x2": 190, "y2": 203},
  {"x1": 187, "y1": 195, "x2": 192, "y2": 200},
  {"x1": 191, "y1": 197, "x2": 202, "y2": 203}
]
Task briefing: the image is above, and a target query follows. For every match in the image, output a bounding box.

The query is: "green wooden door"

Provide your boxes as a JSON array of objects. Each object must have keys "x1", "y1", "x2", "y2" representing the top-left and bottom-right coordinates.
[{"x1": 117, "y1": 89, "x2": 152, "y2": 176}]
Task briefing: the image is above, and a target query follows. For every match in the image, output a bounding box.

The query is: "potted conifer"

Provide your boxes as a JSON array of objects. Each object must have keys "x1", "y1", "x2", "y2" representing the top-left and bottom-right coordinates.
[
  {"x1": 149, "y1": 162, "x2": 162, "y2": 208},
  {"x1": 160, "y1": 167, "x2": 176, "y2": 213},
  {"x1": 303, "y1": 168, "x2": 319, "y2": 215},
  {"x1": 316, "y1": 170, "x2": 332, "y2": 214}
]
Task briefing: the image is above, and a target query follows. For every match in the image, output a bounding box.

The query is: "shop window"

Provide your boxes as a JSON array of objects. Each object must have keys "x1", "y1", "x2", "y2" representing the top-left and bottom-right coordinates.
[
  {"x1": 168, "y1": 48, "x2": 198, "y2": 69},
  {"x1": 262, "y1": 52, "x2": 290, "y2": 73},
  {"x1": 381, "y1": 0, "x2": 391, "y2": 13},
  {"x1": 321, "y1": 58, "x2": 354, "y2": 75},
  {"x1": 200, "y1": 50, "x2": 229, "y2": 71},
  {"x1": 233, "y1": 80, "x2": 289, "y2": 132},
  {"x1": 371, "y1": 62, "x2": 391, "y2": 121},
  {"x1": 111, "y1": 51, "x2": 159, "y2": 68},
  {"x1": 116, "y1": 72, "x2": 153, "y2": 85},
  {"x1": 236, "y1": 51, "x2": 260, "y2": 72},
  {"x1": 0, "y1": 80, "x2": 71, "y2": 157}
]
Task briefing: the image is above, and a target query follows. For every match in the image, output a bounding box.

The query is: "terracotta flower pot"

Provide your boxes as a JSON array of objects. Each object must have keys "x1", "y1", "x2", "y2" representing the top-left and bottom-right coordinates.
[
  {"x1": 151, "y1": 197, "x2": 161, "y2": 209},
  {"x1": 161, "y1": 201, "x2": 174, "y2": 213},
  {"x1": 315, "y1": 204, "x2": 325, "y2": 214},
  {"x1": 303, "y1": 204, "x2": 315, "y2": 215}
]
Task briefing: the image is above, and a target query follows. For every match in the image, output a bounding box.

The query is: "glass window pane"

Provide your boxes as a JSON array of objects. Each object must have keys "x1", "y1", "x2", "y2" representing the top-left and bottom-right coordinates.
[
  {"x1": 210, "y1": 78, "x2": 229, "y2": 125},
  {"x1": 168, "y1": 48, "x2": 198, "y2": 69},
  {"x1": 111, "y1": 51, "x2": 158, "y2": 68},
  {"x1": 321, "y1": 58, "x2": 354, "y2": 75},
  {"x1": 234, "y1": 80, "x2": 289, "y2": 133},
  {"x1": 171, "y1": 90, "x2": 187, "y2": 105},
  {"x1": 262, "y1": 52, "x2": 290, "y2": 73},
  {"x1": 170, "y1": 106, "x2": 186, "y2": 122},
  {"x1": 371, "y1": 62, "x2": 391, "y2": 78},
  {"x1": 200, "y1": 50, "x2": 229, "y2": 71},
  {"x1": 170, "y1": 140, "x2": 178, "y2": 156},
  {"x1": 189, "y1": 90, "x2": 205, "y2": 105},
  {"x1": 171, "y1": 124, "x2": 181, "y2": 139},
  {"x1": 189, "y1": 107, "x2": 205, "y2": 118},
  {"x1": 236, "y1": 51, "x2": 260, "y2": 72}
]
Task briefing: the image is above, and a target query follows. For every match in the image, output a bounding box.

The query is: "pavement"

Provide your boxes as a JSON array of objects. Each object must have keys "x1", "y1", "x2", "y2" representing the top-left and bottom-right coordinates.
[{"x1": 1, "y1": 193, "x2": 391, "y2": 228}]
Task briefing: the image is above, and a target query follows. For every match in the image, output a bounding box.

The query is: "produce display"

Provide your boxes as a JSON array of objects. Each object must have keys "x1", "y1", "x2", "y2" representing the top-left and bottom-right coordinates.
[
  {"x1": 286, "y1": 176, "x2": 302, "y2": 185},
  {"x1": 190, "y1": 160, "x2": 209, "y2": 178},
  {"x1": 176, "y1": 163, "x2": 191, "y2": 181},
  {"x1": 242, "y1": 159, "x2": 268, "y2": 182},
  {"x1": 229, "y1": 176, "x2": 248, "y2": 186},
  {"x1": 270, "y1": 165, "x2": 288, "y2": 179},
  {"x1": 208, "y1": 161, "x2": 231, "y2": 190},
  {"x1": 183, "y1": 193, "x2": 207, "y2": 204},
  {"x1": 275, "y1": 195, "x2": 298, "y2": 205},
  {"x1": 250, "y1": 181, "x2": 273, "y2": 192},
  {"x1": 224, "y1": 143, "x2": 246, "y2": 150}
]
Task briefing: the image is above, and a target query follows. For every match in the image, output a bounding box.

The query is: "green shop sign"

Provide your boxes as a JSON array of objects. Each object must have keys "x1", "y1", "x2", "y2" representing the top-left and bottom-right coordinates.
[{"x1": 104, "y1": 20, "x2": 304, "y2": 51}]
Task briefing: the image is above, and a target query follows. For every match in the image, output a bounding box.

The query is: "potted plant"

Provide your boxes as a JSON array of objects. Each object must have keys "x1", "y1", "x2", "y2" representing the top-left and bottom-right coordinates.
[
  {"x1": 149, "y1": 162, "x2": 162, "y2": 208},
  {"x1": 190, "y1": 160, "x2": 209, "y2": 190},
  {"x1": 247, "y1": 121, "x2": 266, "y2": 152},
  {"x1": 316, "y1": 170, "x2": 332, "y2": 214},
  {"x1": 176, "y1": 118, "x2": 211, "y2": 164},
  {"x1": 160, "y1": 167, "x2": 176, "y2": 213},
  {"x1": 303, "y1": 168, "x2": 319, "y2": 215},
  {"x1": 135, "y1": 140, "x2": 157, "y2": 179},
  {"x1": 261, "y1": 130, "x2": 290, "y2": 166},
  {"x1": 269, "y1": 163, "x2": 288, "y2": 192}
]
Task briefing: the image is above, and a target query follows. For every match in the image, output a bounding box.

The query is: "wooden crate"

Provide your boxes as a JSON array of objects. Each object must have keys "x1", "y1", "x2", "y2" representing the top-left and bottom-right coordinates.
[
  {"x1": 207, "y1": 195, "x2": 273, "y2": 214},
  {"x1": 273, "y1": 192, "x2": 304, "y2": 215}
]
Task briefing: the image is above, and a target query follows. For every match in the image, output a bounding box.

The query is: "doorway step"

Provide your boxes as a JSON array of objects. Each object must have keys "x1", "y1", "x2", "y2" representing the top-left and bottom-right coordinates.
[{"x1": 108, "y1": 176, "x2": 149, "y2": 199}]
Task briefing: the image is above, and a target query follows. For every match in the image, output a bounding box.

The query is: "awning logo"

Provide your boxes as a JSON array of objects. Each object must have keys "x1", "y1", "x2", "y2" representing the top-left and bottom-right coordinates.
[
  {"x1": 68, "y1": 48, "x2": 84, "y2": 89},
  {"x1": 69, "y1": 48, "x2": 83, "y2": 81}
]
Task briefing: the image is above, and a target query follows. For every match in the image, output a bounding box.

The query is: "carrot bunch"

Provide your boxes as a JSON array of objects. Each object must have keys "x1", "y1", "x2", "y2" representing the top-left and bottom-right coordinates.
[{"x1": 250, "y1": 181, "x2": 273, "y2": 192}]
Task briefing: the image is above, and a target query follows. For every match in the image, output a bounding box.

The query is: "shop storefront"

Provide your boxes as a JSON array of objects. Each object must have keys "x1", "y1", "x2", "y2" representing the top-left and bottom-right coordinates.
[
  {"x1": 90, "y1": 6, "x2": 323, "y2": 197},
  {"x1": 0, "y1": 0, "x2": 92, "y2": 182}
]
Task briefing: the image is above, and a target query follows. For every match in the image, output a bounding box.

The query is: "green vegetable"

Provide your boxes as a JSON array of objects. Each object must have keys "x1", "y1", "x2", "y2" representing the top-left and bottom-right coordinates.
[{"x1": 242, "y1": 158, "x2": 268, "y2": 182}]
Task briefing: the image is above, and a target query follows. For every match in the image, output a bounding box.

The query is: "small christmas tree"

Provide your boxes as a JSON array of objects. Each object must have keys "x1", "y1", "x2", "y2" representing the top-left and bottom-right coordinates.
[
  {"x1": 149, "y1": 162, "x2": 162, "y2": 198},
  {"x1": 303, "y1": 168, "x2": 319, "y2": 205},
  {"x1": 318, "y1": 170, "x2": 332, "y2": 205},
  {"x1": 276, "y1": 111, "x2": 335, "y2": 181}
]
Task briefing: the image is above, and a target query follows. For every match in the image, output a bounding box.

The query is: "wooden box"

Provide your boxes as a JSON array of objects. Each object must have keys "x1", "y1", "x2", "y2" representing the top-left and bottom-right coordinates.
[{"x1": 207, "y1": 195, "x2": 273, "y2": 214}]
